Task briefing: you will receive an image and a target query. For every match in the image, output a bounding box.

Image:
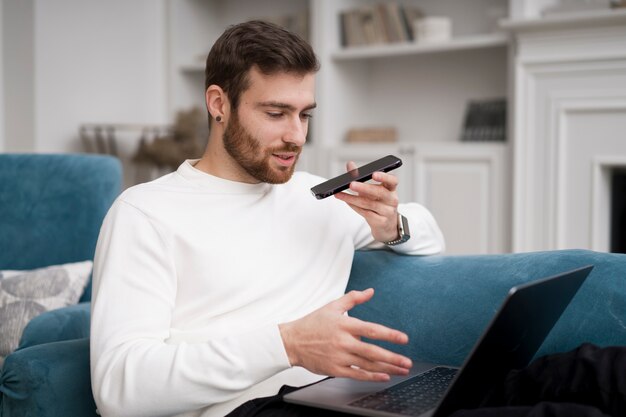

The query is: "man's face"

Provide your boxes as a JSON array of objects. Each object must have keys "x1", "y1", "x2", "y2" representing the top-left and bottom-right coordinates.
[{"x1": 222, "y1": 67, "x2": 316, "y2": 184}]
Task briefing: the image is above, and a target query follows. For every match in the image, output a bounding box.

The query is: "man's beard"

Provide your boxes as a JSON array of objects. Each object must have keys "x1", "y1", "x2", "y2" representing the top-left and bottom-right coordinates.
[{"x1": 222, "y1": 112, "x2": 301, "y2": 184}]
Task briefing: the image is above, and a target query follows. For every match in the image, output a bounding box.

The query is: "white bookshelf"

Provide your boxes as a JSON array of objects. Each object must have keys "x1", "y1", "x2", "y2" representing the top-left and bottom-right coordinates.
[
  {"x1": 167, "y1": 0, "x2": 513, "y2": 254},
  {"x1": 169, "y1": 0, "x2": 510, "y2": 147}
]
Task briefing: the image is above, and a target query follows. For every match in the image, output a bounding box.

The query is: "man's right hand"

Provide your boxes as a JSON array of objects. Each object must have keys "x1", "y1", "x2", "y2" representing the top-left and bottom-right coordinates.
[{"x1": 278, "y1": 288, "x2": 413, "y2": 382}]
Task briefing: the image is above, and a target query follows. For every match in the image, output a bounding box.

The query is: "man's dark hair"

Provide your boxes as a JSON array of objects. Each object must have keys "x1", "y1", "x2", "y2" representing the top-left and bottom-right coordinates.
[{"x1": 205, "y1": 20, "x2": 320, "y2": 113}]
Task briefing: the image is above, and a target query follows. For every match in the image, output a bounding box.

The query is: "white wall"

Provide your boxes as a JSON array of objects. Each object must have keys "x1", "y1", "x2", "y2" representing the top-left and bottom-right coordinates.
[
  {"x1": 33, "y1": 0, "x2": 168, "y2": 153},
  {"x1": 3, "y1": 0, "x2": 35, "y2": 152},
  {"x1": 0, "y1": 0, "x2": 4, "y2": 152}
]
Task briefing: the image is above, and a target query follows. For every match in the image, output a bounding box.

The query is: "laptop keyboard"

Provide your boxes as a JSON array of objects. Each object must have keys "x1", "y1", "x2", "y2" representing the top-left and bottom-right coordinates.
[{"x1": 349, "y1": 366, "x2": 458, "y2": 416}]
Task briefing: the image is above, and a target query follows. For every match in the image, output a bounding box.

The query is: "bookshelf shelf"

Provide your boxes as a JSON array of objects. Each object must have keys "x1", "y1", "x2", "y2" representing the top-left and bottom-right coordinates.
[
  {"x1": 332, "y1": 32, "x2": 509, "y2": 61},
  {"x1": 500, "y1": 8, "x2": 626, "y2": 32},
  {"x1": 179, "y1": 33, "x2": 510, "y2": 71}
]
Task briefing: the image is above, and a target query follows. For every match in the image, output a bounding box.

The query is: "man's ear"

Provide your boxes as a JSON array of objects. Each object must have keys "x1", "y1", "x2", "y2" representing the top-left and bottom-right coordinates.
[{"x1": 205, "y1": 85, "x2": 230, "y2": 123}]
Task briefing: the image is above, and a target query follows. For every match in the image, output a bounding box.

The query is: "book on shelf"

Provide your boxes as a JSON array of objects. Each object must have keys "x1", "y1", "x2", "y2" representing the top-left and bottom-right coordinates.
[
  {"x1": 340, "y1": 2, "x2": 423, "y2": 48},
  {"x1": 345, "y1": 127, "x2": 398, "y2": 143},
  {"x1": 460, "y1": 99, "x2": 507, "y2": 142}
]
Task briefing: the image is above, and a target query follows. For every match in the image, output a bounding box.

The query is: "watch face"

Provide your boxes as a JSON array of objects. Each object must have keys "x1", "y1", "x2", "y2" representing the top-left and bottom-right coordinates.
[
  {"x1": 400, "y1": 214, "x2": 410, "y2": 239},
  {"x1": 385, "y1": 214, "x2": 410, "y2": 246}
]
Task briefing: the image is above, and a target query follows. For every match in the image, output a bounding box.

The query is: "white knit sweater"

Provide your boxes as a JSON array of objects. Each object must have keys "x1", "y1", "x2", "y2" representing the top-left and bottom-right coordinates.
[{"x1": 90, "y1": 160, "x2": 445, "y2": 417}]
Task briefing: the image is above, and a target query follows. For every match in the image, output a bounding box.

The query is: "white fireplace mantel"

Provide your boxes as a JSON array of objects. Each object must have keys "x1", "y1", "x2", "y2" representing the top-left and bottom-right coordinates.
[{"x1": 503, "y1": 10, "x2": 626, "y2": 252}]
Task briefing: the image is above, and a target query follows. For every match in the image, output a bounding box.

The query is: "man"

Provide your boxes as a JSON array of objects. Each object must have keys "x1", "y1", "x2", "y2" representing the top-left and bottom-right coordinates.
[{"x1": 90, "y1": 20, "x2": 445, "y2": 417}]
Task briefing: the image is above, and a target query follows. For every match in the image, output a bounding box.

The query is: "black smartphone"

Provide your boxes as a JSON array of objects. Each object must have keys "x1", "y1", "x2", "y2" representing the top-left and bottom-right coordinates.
[{"x1": 310, "y1": 155, "x2": 402, "y2": 200}]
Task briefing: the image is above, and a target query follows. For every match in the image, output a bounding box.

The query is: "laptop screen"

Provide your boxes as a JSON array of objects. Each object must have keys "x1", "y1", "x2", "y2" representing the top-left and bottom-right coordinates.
[{"x1": 434, "y1": 265, "x2": 592, "y2": 417}]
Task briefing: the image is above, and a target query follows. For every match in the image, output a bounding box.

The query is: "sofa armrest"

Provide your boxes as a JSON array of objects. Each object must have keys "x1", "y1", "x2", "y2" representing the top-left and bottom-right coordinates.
[
  {"x1": 0, "y1": 338, "x2": 97, "y2": 417},
  {"x1": 346, "y1": 249, "x2": 626, "y2": 367},
  {"x1": 18, "y1": 302, "x2": 90, "y2": 350}
]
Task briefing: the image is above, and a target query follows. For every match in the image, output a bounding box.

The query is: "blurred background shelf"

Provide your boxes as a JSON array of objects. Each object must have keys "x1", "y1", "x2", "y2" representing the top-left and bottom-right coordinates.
[{"x1": 332, "y1": 32, "x2": 509, "y2": 60}]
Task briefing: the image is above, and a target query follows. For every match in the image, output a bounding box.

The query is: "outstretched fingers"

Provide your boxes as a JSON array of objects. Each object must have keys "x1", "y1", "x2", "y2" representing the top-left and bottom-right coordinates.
[
  {"x1": 348, "y1": 319, "x2": 412, "y2": 364},
  {"x1": 329, "y1": 346, "x2": 410, "y2": 381},
  {"x1": 336, "y1": 313, "x2": 413, "y2": 380}
]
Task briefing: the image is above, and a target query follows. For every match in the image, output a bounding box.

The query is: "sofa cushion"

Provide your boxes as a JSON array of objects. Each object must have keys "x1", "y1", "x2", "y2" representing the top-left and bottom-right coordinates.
[
  {"x1": 18, "y1": 302, "x2": 91, "y2": 350},
  {"x1": 0, "y1": 261, "x2": 92, "y2": 368},
  {"x1": 347, "y1": 249, "x2": 626, "y2": 367}
]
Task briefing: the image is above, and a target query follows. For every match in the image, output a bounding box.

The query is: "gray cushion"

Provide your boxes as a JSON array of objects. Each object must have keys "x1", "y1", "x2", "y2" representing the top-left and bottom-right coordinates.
[{"x1": 0, "y1": 261, "x2": 92, "y2": 367}]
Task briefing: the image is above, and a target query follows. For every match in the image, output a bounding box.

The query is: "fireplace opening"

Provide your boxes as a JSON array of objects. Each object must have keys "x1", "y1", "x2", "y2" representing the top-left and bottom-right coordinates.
[{"x1": 611, "y1": 169, "x2": 626, "y2": 254}]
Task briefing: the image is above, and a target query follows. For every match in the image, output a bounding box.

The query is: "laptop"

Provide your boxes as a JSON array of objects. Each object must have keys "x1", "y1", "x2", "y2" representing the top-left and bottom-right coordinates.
[{"x1": 284, "y1": 265, "x2": 593, "y2": 417}]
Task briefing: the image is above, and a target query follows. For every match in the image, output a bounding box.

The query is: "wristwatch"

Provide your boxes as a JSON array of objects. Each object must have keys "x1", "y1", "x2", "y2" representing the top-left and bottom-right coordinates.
[{"x1": 384, "y1": 213, "x2": 411, "y2": 246}]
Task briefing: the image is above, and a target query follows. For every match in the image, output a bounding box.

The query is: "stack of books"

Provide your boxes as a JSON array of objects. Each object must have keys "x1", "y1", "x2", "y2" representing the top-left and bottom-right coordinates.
[
  {"x1": 340, "y1": 2, "x2": 423, "y2": 47},
  {"x1": 460, "y1": 99, "x2": 507, "y2": 142}
]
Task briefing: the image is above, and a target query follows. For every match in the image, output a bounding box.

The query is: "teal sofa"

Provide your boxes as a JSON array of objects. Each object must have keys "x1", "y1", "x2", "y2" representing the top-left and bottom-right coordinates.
[
  {"x1": 1, "y1": 154, "x2": 626, "y2": 417},
  {"x1": 0, "y1": 154, "x2": 121, "y2": 417}
]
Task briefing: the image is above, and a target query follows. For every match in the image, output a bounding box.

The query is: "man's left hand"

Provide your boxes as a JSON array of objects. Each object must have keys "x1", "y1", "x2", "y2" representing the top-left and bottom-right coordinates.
[{"x1": 334, "y1": 161, "x2": 400, "y2": 243}]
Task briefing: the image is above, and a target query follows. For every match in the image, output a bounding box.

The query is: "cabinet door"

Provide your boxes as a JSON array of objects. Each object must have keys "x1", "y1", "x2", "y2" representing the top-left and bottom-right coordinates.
[
  {"x1": 414, "y1": 144, "x2": 510, "y2": 254},
  {"x1": 323, "y1": 144, "x2": 416, "y2": 203}
]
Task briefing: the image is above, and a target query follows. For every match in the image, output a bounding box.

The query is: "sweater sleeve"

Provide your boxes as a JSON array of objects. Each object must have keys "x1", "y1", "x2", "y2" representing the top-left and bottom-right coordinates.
[
  {"x1": 354, "y1": 202, "x2": 446, "y2": 255},
  {"x1": 90, "y1": 200, "x2": 291, "y2": 417}
]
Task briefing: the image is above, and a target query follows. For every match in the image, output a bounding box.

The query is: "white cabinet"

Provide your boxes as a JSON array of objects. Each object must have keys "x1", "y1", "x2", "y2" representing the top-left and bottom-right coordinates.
[
  {"x1": 413, "y1": 143, "x2": 510, "y2": 254},
  {"x1": 324, "y1": 143, "x2": 511, "y2": 254}
]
